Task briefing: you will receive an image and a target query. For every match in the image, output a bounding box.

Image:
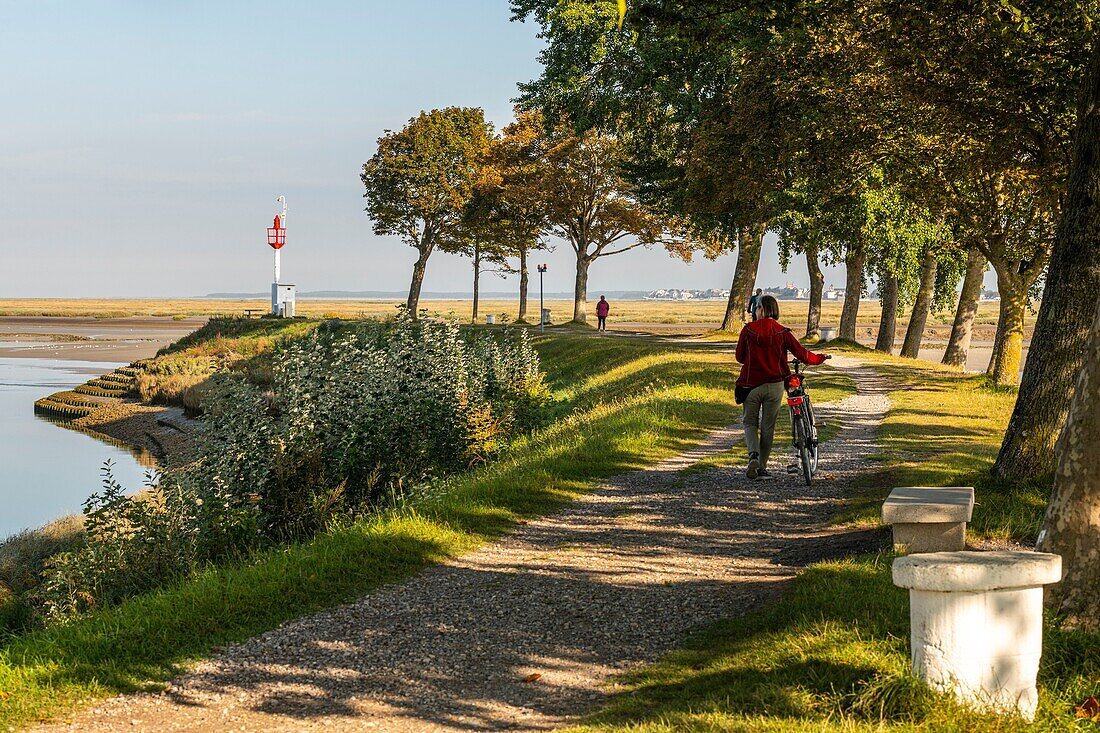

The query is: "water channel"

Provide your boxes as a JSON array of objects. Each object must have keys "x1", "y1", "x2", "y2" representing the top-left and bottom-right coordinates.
[{"x1": 0, "y1": 356, "x2": 152, "y2": 541}]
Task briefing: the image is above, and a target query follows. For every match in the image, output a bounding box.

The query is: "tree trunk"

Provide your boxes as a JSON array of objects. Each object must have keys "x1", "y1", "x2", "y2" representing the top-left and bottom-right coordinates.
[
  {"x1": 407, "y1": 249, "x2": 430, "y2": 319},
  {"x1": 721, "y1": 225, "x2": 764, "y2": 331},
  {"x1": 806, "y1": 244, "x2": 824, "y2": 339},
  {"x1": 838, "y1": 243, "x2": 865, "y2": 341},
  {"x1": 1036, "y1": 297, "x2": 1100, "y2": 629},
  {"x1": 900, "y1": 245, "x2": 939, "y2": 358},
  {"x1": 994, "y1": 41, "x2": 1100, "y2": 479},
  {"x1": 875, "y1": 273, "x2": 899, "y2": 353},
  {"x1": 987, "y1": 265, "x2": 1028, "y2": 386},
  {"x1": 986, "y1": 307, "x2": 1006, "y2": 377},
  {"x1": 472, "y1": 243, "x2": 482, "y2": 324},
  {"x1": 573, "y1": 254, "x2": 591, "y2": 323},
  {"x1": 518, "y1": 245, "x2": 529, "y2": 323},
  {"x1": 942, "y1": 247, "x2": 987, "y2": 367}
]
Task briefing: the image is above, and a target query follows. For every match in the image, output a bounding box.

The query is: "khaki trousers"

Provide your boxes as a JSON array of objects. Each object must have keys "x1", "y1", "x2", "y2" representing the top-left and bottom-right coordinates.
[{"x1": 743, "y1": 381, "x2": 784, "y2": 467}]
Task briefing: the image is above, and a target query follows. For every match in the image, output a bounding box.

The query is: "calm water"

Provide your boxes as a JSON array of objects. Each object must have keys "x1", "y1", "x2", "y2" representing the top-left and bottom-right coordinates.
[{"x1": 0, "y1": 357, "x2": 151, "y2": 540}]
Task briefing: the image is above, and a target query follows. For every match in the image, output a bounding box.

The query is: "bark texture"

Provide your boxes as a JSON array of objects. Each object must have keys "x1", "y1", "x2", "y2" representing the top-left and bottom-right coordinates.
[
  {"x1": 1037, "y1": 298, "x2": 1100, "y2": 629},
  {"x1": 518, "y1": 246, "x2": 529, "y2": 322},
  {"x1": 838, "y1": 244, "x2": 865, "y2": 341},
  {"x1": 943, "y1": 247, "x2": 987, "y2": 367},
  {"x1": 986, "y1": 264, "x2": 1028, "y2": 386},
  {"x1": 900, "y1": 245, "x2": 939, "y2": 359},
  {"x1": 995, "y1": 42, "x2": 1100, "y2": 478},
  {"x1": 721, "y1": 226, "x2": 764, "y2": 331},
  {"x1": 805, "y1": 245, "x2": 825, "y2": 339},
  {"x1": 407, "y1": 249, "x2": 431, "y2": 318},
  {"x1": 471, "y1": 243, "x2": 481, "y2": 324},
  {"x1": 875, "y1": 273, "x2": 899, "y2": 354},
  {"x1": 573, "y1": 255, "x2": 591, "y2": 323}
]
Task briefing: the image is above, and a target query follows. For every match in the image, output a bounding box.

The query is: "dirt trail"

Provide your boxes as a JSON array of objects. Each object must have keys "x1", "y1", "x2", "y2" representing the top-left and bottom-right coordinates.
[{"x1": 37, "y1": 357, "x2": 890, "y2": 732}]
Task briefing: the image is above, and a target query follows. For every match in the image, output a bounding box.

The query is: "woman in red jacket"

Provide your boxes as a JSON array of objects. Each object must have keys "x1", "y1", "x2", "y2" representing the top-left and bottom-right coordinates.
[{"x1": 735, "y1": 295, "x2": 828, "y2": 479}]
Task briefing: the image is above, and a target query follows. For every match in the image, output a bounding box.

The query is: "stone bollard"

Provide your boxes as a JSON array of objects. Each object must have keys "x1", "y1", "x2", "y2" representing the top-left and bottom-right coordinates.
[
  {"x1": 882, "y1": 486, "x2": 975, "y2": 554},
  {"x1": 892, "y1": 551, "x2": 1062, "y2": 720}
]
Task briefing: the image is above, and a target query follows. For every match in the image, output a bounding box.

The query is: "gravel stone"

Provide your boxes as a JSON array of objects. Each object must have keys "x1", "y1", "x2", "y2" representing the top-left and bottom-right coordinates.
[{"x1": 35, "y1": 356, "x2": 890, "y2": 732}]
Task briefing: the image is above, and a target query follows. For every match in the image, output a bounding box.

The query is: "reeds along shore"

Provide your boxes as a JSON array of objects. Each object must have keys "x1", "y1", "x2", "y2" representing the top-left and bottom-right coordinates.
[{"x1": 0, "y1": 298, "x2": 1033, "y2": 331}]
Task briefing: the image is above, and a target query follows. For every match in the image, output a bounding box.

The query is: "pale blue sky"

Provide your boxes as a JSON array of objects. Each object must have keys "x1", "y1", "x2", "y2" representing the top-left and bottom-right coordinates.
[{"x1": 2, "y1": 0, "x2": 856, "y2": 298}]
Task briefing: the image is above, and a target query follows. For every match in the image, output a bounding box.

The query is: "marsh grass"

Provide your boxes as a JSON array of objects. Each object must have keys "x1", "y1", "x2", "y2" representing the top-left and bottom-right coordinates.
[{"x1": 0, "y1": 298, "x2": 1027, "y2": 330}]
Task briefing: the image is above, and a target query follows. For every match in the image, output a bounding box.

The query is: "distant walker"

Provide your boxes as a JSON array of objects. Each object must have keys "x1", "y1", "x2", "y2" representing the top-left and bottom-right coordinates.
[
  {"x1": 746, "y1": 288, "x2": 763, "y2": 322},
  {"x1": 596, "y1": 295, "x2": 610, "y2": 332}
]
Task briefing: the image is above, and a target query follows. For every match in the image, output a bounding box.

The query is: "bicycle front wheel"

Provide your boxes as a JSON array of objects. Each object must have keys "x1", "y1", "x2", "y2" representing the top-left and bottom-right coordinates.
[{"x1": 805, "y1": 397, "x2": 819, "y2": 475}]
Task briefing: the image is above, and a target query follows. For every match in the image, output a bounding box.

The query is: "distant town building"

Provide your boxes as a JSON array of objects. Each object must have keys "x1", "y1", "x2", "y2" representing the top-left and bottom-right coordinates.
[
  {"x1": 644, "y1": 288, "x2": 731, "y2": 301},
  {"x1": 764, "y1": 284, "x2": 809, "y2": 300},
  {"x1": 646, "y1": 286, "x2": 820, "y2": 301}
]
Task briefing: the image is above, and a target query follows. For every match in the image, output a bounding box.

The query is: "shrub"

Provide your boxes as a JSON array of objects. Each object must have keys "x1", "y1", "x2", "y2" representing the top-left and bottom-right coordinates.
[{"x1": 33, "y1": 314, "x2": 549, "y2": 622}]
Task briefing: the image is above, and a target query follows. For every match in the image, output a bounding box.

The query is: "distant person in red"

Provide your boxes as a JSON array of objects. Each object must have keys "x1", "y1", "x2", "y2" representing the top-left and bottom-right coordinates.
[
  {"x1": 596, "y1": 295, "x2": 610, "y2": 332},
  {"x1": 735, "y1": 295, "x2": 828, "y2": 479}
]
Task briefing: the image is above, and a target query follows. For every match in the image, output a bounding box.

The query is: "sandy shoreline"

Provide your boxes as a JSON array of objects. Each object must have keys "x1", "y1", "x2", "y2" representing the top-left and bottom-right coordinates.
[
  {"x1": 4, "y1": 316, "x2": 207, "y2": 466},
  {"x1": 0, "y1": 315, "x2": 206, "y2": 362}
]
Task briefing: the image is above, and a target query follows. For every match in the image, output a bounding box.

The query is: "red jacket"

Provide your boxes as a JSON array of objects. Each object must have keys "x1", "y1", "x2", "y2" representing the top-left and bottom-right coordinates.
[
  {"x1": 596, "y1": 300, "x2": 610, "y2": 317},
  {"x1": 735, "y1": 318, "x2": 827, "y2": 388}
]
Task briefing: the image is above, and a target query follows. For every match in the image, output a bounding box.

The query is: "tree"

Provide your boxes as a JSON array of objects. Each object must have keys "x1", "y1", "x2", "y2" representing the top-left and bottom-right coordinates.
[
  {"x1": 513, "y1": 0, "x2": 1083, "y2": 363},
  {"x1": 537, "y1": 124, "x2": 695, "y2": 323},
  {"x1": 861, "y1": 1, "x2": 1085, "y2": 385},
  {"x1": 486, "y1": 110, "x2": 553, "y2": 323},
  {"x1": 859, "y1": 177, "x2": 949, "y2": 355},
  {"x1": 361, "y1": 108, "x2": 494, "y2": 317},
  {"x1": 511, "y1": 0, "x2": 864, "y2": 332},
  {"x1": 996, "y1": 39, "x2": 1100, "y2": 479},
  {"x1": 899, "y1": 236, "x2": 966, "y2": 360},
  {"x1": 923, "y1": 144, "x2": 1057, "y2": 383},
  {"x1": 449, "y1": 227, "x2": 512, "y2": 325},
  {"x1": 720, "y1": 226, "x2": 765, "y2": 330},
  {"x1": 1036, "y1": 296, "x2": 1100, "y2": 628},
  {"x1": 941, "y1": 246, "x2": 988, "y2": 367},
  {"x1": 777, "y1": 210, "x2": 839, "y2": 341}
]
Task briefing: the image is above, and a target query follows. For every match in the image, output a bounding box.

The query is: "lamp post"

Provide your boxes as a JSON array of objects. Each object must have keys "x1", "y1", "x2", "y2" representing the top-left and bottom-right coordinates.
[{"x1": 537, "y1": 263, "x2": 548, "y2": 332}]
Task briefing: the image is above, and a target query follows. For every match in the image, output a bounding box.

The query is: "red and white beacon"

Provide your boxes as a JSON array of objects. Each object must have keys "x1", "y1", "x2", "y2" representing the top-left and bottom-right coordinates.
[{"x1": 266, "y1": 195, "x2": 295, "y2": 317}]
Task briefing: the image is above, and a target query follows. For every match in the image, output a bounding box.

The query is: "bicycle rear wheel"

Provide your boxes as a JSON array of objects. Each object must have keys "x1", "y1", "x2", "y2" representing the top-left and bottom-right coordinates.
[{"x1": 794, "y1": 415, "x2": 812, "y2": 485}]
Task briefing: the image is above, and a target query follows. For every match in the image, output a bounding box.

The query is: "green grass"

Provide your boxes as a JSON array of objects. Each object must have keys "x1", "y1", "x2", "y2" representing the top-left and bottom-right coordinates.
[
  {"x1": 0, "y1": 332, "x2": 743, "y2": 729},
  {"x1": 567, "y1": 553, "x2": 1100, "y2": 732},
  {"x1": 822, "y1": 346, "x2": 1048, "y2": 543},
  {"x1": 567, "y1": 346, "x2": 1097, "y2": 733}
]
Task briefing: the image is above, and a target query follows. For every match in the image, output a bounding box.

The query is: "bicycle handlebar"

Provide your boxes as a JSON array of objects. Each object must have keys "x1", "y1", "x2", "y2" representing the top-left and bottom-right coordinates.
[{"x1": 789, "y1": 354, "x2": 831, "y2": 366}]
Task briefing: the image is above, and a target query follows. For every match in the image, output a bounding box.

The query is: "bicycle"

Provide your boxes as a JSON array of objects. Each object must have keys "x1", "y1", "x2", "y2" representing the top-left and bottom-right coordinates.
[{"x1": 786, "y1": 355, "x2": 830, "y2": 485}]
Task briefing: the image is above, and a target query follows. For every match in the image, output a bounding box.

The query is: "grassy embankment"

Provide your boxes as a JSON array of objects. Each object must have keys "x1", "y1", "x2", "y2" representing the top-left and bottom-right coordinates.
[
  {"x1": 0, "y1": 326, "x2": 858, "y2": 728},
  {"x1": 568, "y1": 342, "x2": 1097, "y2": 733}
]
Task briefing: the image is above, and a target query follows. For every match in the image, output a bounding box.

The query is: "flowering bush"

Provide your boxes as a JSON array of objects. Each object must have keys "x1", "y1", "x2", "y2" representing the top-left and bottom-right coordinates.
[{"x1": 35, "y1": 315, "x2": 548, "y2": 621}]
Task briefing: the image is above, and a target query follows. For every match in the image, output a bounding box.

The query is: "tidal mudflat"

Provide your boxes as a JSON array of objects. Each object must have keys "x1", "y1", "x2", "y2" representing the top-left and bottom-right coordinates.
[{"x1": 0, "y1": 317, "x2": 203, "y2": 540}]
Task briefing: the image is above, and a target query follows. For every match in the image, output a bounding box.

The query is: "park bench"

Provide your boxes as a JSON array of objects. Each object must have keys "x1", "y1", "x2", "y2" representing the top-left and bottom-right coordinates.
[{"x1": 881, "y1": 486, "x2": 975, "y2": 554}]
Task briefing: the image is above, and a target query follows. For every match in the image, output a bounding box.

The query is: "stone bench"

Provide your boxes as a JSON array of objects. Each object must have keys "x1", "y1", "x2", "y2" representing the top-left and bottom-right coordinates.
[
  {"x1": 893, "y1": 551, "x2": 1062, "y2": 720},
  {"x1": 882, "y1": 486, "x2": 975, "y2": 554}
]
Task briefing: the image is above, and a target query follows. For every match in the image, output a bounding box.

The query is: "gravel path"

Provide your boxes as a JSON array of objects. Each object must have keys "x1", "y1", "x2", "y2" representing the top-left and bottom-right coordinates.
[{"x1": 37, "y1": 356, "x2": 891, "y2": 732}]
